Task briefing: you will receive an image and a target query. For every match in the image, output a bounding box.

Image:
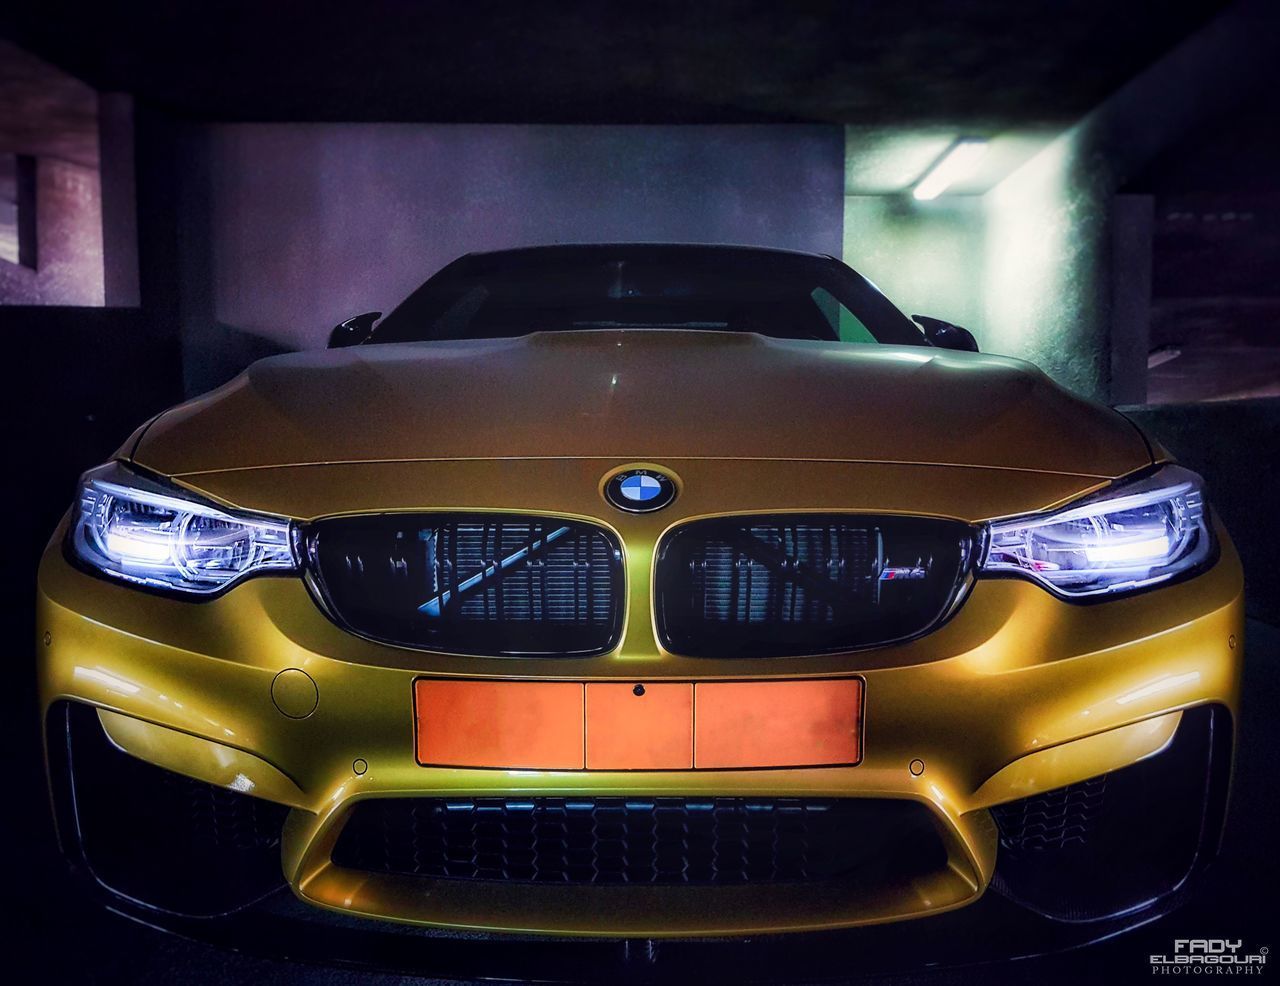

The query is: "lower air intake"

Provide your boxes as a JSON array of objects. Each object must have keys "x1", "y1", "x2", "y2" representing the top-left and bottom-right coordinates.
[
  {"x1": 50, "y1": 701, "x2": 289, "y2": 916},
  {"x1": 990, "y1": 705, "x2": 1230, "y2": 922},
  {"x1": 991, "y1": 775, "x2": 1108, "y2": 852},
  {"x1": 331, "y1": 796, "x2": 947, "y2": 886}
]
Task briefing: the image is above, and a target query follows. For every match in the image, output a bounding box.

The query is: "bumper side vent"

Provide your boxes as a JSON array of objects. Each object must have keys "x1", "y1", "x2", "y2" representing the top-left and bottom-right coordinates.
[
  {"x1": 990, "y1": 704, "x2": 1231, "y2": 922},
  {"x1": 991, "y1": 775, "x2": 1108, "y2": 852},
  {"x1": 48, "y1": 701, "x2": 289, "y2": 917}
]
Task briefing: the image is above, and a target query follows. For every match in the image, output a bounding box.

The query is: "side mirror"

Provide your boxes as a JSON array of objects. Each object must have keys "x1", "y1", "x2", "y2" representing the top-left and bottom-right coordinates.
[
  {"x1": 328, "y1": 311, "x2": 382, "y2": 349},
  {"x1": 912, "y1": 314, "x2": 979, "y2": 353}
]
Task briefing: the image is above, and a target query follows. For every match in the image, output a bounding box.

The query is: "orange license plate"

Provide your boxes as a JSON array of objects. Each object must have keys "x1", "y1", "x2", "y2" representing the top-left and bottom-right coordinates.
[
  {"x1": 413, "y1": 677, "x2": 863, "y2": 771},
  {"x1": 694, "y1": 679, "x2": 863, "y2": 768},
  {"x1": 414, "y1": 679, "x2": 584, "y2": 769},
  {"x1": 586, "y1": 682, "x2": 693, "y2": 770}
]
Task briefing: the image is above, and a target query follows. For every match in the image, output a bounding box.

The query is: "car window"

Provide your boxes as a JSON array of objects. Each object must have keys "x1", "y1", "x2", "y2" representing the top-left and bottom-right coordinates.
[
  {"x1": 810, "y1": 286, "x2": 876, "y2": 343},
  {"x1": 374, "y1": 249, "x2": 925, "y2": 347}
]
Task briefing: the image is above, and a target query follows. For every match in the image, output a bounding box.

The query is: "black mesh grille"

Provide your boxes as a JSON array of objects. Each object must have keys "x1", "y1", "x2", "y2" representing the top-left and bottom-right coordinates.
[
  {"x1": 159, "y1": 769, "x2": 290, "y2": 852},
  {"x1": 54, "y1": 702, "x2": 289, "y2": 916},
  {"x1": 990, "y1": 706, "x2": 1230, "y2": 922},
  {"x1": 305, "y1": 514, "x2": 624, "y2": 656},
  {"x1": 331, "y1": 796, "x2": 946, "y2": 886},
  {"x1": 990, "y1": 776, "x2": 1107, "y2": 851},
  {"x1": 656, "y1": 515, "x2": 975, "y2": 657}
]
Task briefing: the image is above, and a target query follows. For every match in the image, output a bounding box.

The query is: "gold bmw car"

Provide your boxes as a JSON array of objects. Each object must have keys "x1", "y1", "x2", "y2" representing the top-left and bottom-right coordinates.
[{"x1": 37, "y1": 245, "x2": 1240, "y2": 966}]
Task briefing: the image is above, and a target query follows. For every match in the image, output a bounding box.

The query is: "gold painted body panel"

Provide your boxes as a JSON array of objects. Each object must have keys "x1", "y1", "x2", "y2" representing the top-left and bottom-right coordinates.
[
  {"x1": 37, "y1": 489, "x2": 1243, "y2": 935},
  {"x1": 38, "y1": 333, "x2": 1237, "y2": 936},
  {"x1": 124, "y1": 333, "x2": 1151, "y2": 478}
]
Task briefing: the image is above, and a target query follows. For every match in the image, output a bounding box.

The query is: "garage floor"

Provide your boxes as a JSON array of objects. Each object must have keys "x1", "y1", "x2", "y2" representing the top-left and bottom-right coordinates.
[{"x1": 14, "y1": 620, "x2": 1276, "y2": 985}]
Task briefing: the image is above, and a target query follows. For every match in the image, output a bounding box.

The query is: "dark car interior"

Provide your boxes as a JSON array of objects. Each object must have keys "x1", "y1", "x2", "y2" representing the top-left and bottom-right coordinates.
[{"x1": 371, "y1": 247, "x2": 926, "y2": 346}]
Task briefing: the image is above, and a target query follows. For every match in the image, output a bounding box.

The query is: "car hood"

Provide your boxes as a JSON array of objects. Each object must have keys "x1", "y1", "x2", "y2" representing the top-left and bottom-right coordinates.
[{"x1": 130, "y1": 330, "x2": 1151, "y2": 479}]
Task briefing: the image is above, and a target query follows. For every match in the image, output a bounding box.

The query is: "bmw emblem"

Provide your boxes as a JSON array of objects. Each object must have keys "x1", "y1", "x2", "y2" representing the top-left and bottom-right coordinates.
[{"x1": 604, "y1": 468, "x2": 678, "y2": 513}]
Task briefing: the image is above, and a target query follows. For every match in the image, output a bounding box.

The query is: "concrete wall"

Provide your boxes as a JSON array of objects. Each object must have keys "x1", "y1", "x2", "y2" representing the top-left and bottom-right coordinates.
[
  {"x1": 185, "y1": 123, "x2": 843, "y2": 384},
  {"x1": 842, "y1": 195, "x2": 984, "y2": 334},
  {"x1": 97, "y1": 93, "x2": 140, "y2": 307},
  {"x1": 979, "y1": 0, "x2": 1279, "y2": 402},
  {"x1": 981, "y1": 137, "x2": 1111, "y2": 398},
  {"x1": 1126, "y1": 398, "x2": 1280, "y2": 625},
  {"x1": 0, "y1": 40, "x2": 105, "y2": 306},
  {"x1": 0, "y1": 156, "x2": 103, "y2": 305},
  {"x1": 837, "y1": 3, "x2": 1279, "y2": 404}
]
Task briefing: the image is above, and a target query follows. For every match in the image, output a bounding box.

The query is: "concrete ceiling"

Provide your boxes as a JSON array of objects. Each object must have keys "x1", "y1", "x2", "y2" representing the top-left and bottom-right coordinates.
[
  {"x1": 843, "y1": 127, "x2": 1057, "y2": 195},
  {"x1": 0, "y1": 0, "x2": 1229, "y2": 126},
  {"x1": 0, "y1": 40, "x2": 97, "y2": 167}
]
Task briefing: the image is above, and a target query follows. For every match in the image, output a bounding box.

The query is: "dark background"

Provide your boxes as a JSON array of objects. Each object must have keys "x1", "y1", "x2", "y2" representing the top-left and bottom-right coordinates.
[{"x1": 3, "y1": 1, "x2": 1278, "y2": 982}]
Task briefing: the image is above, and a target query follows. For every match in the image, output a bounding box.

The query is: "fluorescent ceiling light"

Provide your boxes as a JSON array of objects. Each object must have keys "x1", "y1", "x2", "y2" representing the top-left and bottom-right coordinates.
[{"x1": 912, "y1": 139, "x2": 988, "y2": 201}]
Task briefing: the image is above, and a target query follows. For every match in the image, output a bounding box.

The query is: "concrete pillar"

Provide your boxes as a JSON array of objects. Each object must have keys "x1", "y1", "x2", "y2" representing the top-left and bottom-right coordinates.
[
  {"x1": 98, "y1": 92, "x2": 141, "y2": 307},
  {"x1": 981, "y1": 0, "x2": 1280, "y2": 404},
  {"x1": 1109, "y1": 195, "x2": 1154, "y2": 406}
]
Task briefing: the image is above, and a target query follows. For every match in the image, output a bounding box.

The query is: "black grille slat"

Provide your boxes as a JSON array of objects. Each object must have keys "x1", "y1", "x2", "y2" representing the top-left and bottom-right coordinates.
[
  {"x1": 306, "y1": 514, "x2": 624, "y2": 657},
  {"x1": 162, "y1": 772, "x2": 286, "y2": 852},
  {"x1": 657, "y1": 514, "x2": 975, "y2": 658},
  {"x1": 991, "y1": 775, "x2": 1108, "y2": 851},
  {"x1": 332, "y1": 797, "x2": 947, "y2": 887}
]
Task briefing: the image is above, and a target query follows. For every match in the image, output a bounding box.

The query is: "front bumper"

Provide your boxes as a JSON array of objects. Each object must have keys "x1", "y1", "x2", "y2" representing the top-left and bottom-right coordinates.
[
  {"x1": 36, "y1": 505, "x2": 1244, "y2": 941},
  {"x1": 45, "y1": 699, "x2": 1232, "y2": 981}
]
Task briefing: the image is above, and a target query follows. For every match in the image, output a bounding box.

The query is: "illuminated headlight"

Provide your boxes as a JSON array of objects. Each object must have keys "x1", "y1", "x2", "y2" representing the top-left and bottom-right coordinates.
[
  {"x1": 68, "y1": 461, "x2": 296, "y2": 595},
  {"x1": 981, "y1": 464, "x2": 1215, "y2": 598}
]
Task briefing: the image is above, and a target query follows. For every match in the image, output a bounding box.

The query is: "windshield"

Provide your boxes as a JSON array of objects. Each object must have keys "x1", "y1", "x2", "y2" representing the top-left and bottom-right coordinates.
[{"x1": 372, "y1": 247, "x2": 926, "y2": 346}]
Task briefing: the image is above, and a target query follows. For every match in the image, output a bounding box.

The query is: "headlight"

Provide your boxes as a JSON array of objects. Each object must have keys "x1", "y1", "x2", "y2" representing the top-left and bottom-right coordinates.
[
  {"x1": 67, "y1": 461, "x2": 296, "y2": 595},
  {"x1": 981, "y1": 464, "x2": 1215, "y2": 598}
]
